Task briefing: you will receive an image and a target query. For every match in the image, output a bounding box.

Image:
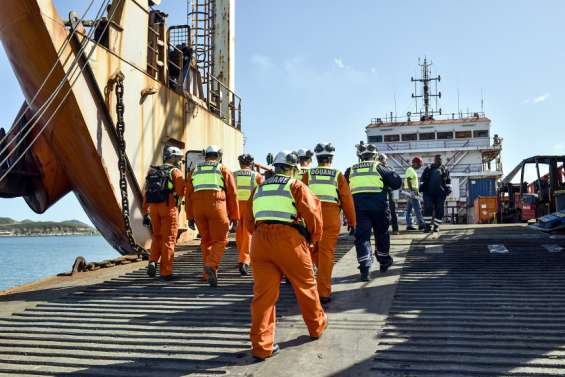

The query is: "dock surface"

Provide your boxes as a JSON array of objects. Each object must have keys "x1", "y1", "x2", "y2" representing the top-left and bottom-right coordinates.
[{"x1": 1, "y1": 225, "x2": 565, "y2": 376}]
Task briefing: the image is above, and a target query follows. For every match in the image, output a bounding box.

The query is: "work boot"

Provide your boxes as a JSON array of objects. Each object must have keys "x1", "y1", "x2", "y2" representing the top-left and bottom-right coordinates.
[
  {"x1": 205, "y1": 266, "x2": 218, "y2": 287},
  {"x1": 320, "y1": 296, "x2": 332, "y2": 305},
  {"x1": 406, "y1": 225, "x2": 417, "y2": 231},
  {"x1": 423, "y1": 225, "x2": 432, "y2": 233},
  {"x1": 147, "y1": 261, "x2": 156, "y2": 277},
  {"x1": 418, "y1": 224, "x2": 426, "y2": 231},
  {"x1": 238, "y1": 263, "x2": 250, "y2": 276},
  {"x1": 253, "y1": 344, "x2": 280, "y2": 362},
  {"x1": 433, "y1": 225, "x2": 439, "y2": 233},
  {"x1": 380, "y1": 257, "x2": 394, "y2": 273},
  {"x1": 392, "y1": 229, "x2": 400, "y2": 235},
  {"x1": 310, "y1": 312, "x2": 328, "y2": 340},
  {"x1": 359, "y1": 267, "x2": 370, "y2": 282}
]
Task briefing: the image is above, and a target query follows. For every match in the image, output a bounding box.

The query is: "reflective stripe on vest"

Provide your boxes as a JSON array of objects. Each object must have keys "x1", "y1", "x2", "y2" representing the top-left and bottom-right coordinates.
[
  {"x1": 192, "y1": 162, "x2": 225, "y2": 191},
  {"x1": 308, "y1": 168, "x2": 340, "y2": 203},
  {"x1": 253, "y1": 175, "x2": 297, "y2": 223},
  {"x1": 234, "y1": 169, "x2": 257, "y2": 200},
  {"x1": 349, "y1": 161, "x2": 384, "y2": 194},
  {"x1": 297, "y1": 167, "x2": 309, "y2": 181}
]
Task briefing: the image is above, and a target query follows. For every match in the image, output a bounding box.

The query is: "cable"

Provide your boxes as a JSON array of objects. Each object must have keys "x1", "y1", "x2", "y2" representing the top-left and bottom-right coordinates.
[
  {"x1": 0, "y1": 0, "x2": 120, "y2": 182},
  {"x1": 0, "y1": 0, "x2": 97, "y2": 148},
  {"x1": 0, "y1": 0, "x2": 111, "y2": 162}
]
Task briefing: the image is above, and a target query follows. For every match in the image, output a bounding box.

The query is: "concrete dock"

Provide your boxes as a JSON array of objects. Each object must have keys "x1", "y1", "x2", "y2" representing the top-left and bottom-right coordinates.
[{"x1": 1, "y1": 225, "x2": 565, "y2": 376}]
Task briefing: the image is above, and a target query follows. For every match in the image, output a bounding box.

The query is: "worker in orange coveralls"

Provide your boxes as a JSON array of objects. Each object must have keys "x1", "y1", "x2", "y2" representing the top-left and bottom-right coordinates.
[
  {"x1": 143, "y1": 146, "x2": 186, "y2": 281},
  {"x1": 245, "y1": 150, "x2": 328, "y2": 361},
  {"x1": 234, "y1": 154, "x2": 264, "y2": 276},
  {"x1": 185, "y1": 145, "x2": 239, "y2": 287},
  {"x1": 302, "y1": 142, "x2": 356, "y2": 304}
]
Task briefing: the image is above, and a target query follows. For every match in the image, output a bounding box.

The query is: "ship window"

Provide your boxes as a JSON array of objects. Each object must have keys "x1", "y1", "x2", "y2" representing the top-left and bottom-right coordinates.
[
  {"x1": 437, "y1": 132, "x2": 454, "y2": 139},
  {"x1": 401, "y1": 133, "x2": 417, "y2": 141},
  {"x1": 455, "y1": 131, "x2": 472, "y2": 139},
  {"x1": 384, "y1": 134, "x2": 400, "y2": 142},
  {"x1": 368, "y1": 135, "x2": 383, "y2": 143},
  {"x1": 474, "y1": 130, "x2": 489, "y2": 138},
  {"x1": 419, "y1": 132, "x2": 435, "y2": 140}
]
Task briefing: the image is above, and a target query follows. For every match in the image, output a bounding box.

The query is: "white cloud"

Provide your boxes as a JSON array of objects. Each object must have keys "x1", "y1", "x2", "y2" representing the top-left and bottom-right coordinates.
[
  {"x1": 334, "y1": 57, "x2": 345, "y2": 69},
  {"x1": 533, "y1": 93, "x2": 550, "y2": 103},
  {"x1": 251, "y1": 54, "x2": 272, "y2": 68}
]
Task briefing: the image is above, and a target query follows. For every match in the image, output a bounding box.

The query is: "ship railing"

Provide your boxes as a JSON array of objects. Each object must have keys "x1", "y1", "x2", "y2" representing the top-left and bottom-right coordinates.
[
  {"x1": 370, "y1": 111, "x2": 487, "y2": 125},
  {"x1": 206, "y1": 75, "x2": 242, "y2": 130},
  {"x1": 381, "y1": 139, "x2": 497, "y2": 151}
]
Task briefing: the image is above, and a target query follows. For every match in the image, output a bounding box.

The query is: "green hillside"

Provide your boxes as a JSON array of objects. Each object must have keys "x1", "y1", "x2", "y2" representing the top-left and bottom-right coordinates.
[{"x1": 0, "y1": 218, "x2": 98, "y2": 236}]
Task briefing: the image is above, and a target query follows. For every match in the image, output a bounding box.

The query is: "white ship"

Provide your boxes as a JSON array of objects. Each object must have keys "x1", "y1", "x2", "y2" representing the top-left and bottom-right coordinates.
[{"x1": 365, "y1": 59, "x2": 503, "y2": 223}]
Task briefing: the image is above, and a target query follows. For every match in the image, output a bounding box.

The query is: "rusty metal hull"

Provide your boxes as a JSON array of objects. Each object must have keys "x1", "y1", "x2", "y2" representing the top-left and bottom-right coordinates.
[{"x1": 0, "y1": 0, "x2": 243, "y2": 253}]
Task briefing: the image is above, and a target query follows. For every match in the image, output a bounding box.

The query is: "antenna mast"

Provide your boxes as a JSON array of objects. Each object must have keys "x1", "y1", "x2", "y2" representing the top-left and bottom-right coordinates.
[{"x1": 411, "y1": 58, "x2": 442, "y2": 120}]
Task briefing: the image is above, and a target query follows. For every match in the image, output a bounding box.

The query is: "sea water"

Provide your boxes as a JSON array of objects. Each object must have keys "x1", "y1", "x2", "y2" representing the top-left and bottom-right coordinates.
[{"x1": 0, "y1": 235, "x2": 117, "y2": 291}]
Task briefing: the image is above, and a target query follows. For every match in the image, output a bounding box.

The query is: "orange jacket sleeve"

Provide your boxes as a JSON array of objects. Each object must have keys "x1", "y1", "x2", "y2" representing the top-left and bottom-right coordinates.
[
  {"x1": 291, "y1": 180, "x2": 323, "y2": 243},
  {"x1": 185, "y1": 170, "x2": 195, "y2": 220},
  {"x1": 172, "y1": 168, "x2": 186, "y2": 198},
  {"x1": 338, "y1": 172, "x2": 356, "y2": 226},
  {"x1": 221, "y1": 165, "x2": 240, "y2": 221},
  {"x1": 301, "y1": 171, "x2": 309, "y2": 185}
]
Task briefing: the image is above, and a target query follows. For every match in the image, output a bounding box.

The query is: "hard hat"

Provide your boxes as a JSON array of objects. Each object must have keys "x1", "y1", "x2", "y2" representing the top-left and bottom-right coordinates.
[
  {"x1": 273, "y1": 150, "x2": 299, "y2": 168},
  {"x1": 378, "y1": 153, "x2": 388, "y2": 162},
  {"x1": 314, "y1": 142, "x2": 335, "y2": 156},
  {"x1": 412, "y1": 156, "x2": 423, "y2": 165},
  {"x1": 164, "y1": 145, "x2": 183, "y2": 160},
  {"x1": 238, "y1": 153, "x2": 254, "y2": 165},
  {"x1": 297, "y1": 148, "x2": 314, "y2": 159},
  {"x1": 356, "y1": 141, "x2": 377, "y2": 157},
  {"x1": 205, "y1": 145, "x2": 223, "y2": 156}
]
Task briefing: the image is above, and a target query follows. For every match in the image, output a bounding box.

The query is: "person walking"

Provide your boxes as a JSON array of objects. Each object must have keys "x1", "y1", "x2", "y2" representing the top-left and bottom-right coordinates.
[
  {"x1": 420, "y1": 154, "x2": 451, "y2": 234},
  {"x1": 303, "y1": 142, "x2": 356, "y2": 304},
  {"x1": 245, "y1": 150, "x2": 327, "y2": 360},
  {"x1": 378, "y1": 153, "x2": 399, "y2": 235},
  {"x1": 143, "y1": 146, "x2": 186, "y2": 280},
  {"x1": 345, "y1": 142, "x2": 401, "y2": 281},
  {"x1": 404, "y1": 156, "x2": 425, "y2": 231},
  {"x1": 233, "y1": 153, "x2": 264, "y2": 276},
  {"x1": 185, "y1": 145, "x2": 239, "y2": 286}
]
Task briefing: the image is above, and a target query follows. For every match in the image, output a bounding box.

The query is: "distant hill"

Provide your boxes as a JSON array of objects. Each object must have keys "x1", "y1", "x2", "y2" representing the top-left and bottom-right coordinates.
[{"x1": 0, "y1": 218, "x2": 98, "y2": 236}]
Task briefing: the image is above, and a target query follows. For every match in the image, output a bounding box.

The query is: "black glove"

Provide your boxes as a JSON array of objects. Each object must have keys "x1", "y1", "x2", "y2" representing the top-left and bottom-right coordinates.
[{"x1": 143, "y1": 214, "x2": 152, "y2": 228}]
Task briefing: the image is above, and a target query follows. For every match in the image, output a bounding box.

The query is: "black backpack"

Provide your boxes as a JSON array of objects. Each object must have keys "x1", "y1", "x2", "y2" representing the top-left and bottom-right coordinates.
[{"x1": 145, "y1": 165, "x2": 174, "y2": 204}]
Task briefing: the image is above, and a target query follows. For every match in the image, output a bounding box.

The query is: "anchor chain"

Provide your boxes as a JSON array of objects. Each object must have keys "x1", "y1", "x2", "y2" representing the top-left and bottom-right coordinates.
[{"x1": 115, "y1": 73, "x2": 147, "y2": 256}]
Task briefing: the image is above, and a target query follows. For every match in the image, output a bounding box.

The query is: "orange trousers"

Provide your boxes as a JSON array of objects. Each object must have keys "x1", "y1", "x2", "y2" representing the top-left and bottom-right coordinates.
[
  {"x1": 236, "y1": 201, "x2": 252, "y2": 264},
  {"x1": 149, "y1": 203, "x2": 179, "y2": 277},
  {"x1": 193, "y1": 196, "x2": 229, "y2": 271},
  {"x1": 250, "y1": 223, "x2": 327, "y2": 359},
  {"x1": 313, "y1": 204, "x2": 341, "y2": 298}
]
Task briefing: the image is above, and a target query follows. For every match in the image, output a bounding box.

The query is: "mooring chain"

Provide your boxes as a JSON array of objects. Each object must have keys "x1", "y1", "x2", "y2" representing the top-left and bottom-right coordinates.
[{"x1": 115, "y1": 74, "x2": 147, "y2": 256}]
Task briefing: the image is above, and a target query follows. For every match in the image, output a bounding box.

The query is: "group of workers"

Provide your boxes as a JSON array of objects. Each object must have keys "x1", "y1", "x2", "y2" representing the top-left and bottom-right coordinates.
[{"x1": 142, "y1": 142, "x2": 451, "y2": 360}]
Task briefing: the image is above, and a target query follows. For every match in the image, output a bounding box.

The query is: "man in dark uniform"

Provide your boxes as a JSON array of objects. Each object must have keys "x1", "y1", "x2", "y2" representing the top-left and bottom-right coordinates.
[
  {"x1": 420, "y1": 154, "x2": 451, "y2": 234},
  {"x1": 345, "y1": 142, "x2": 402, "y2": 281}
]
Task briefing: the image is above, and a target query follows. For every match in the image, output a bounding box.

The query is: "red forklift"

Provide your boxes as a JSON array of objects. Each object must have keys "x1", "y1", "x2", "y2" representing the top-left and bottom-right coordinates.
[{"x1": 497, "y1": 156, "x2": 565, "y2": 223}]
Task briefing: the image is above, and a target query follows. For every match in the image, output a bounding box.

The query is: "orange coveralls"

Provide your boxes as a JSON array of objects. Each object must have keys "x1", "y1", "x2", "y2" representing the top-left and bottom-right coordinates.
[
  {"x1": 245, "y1": 179, "x2": 327, "y2": 359},
  {"x1": 236, "y1": 171, "x2": 264, "y2": 265},
  {"x1": 303, "y1": 171, "x2": 356, "y2": 298},
  {"x1": 186, "y1": 164, "x2": 239, "y2": 274},
  {"x1": 143, "y1": 168, "x2": 185, "y2": 277}
]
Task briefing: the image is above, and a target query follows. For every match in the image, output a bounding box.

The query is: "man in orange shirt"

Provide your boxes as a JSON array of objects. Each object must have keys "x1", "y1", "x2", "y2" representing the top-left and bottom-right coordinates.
[
  {"x1": 245, "y1": 150, "x2": 327, "y2": 361},
  {"x1": 185, "y1": 145, "x2": 239, "y2": 287},
  {"x1": 234, "y1": 154, "x2": 264, "y2": 276},
  {"x1": 303, "y1": 142, "x2": 356, "y2": 303},
  {"x1": 143, "y1": 146, "x2": 186, "y2": 281}
]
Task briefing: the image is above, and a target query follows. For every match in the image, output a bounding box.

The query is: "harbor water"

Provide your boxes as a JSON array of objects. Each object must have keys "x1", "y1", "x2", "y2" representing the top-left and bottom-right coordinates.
[{"x1": 0, "y1": 235, "x2": 117, "y2": 291}]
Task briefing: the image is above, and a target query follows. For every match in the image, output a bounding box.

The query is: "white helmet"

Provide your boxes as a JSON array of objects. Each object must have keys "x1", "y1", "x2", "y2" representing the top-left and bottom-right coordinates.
[
  {"x1": 296, "y1": 148, "x2": 313, "y2": 159},
  {"x1": 164, "y1": 146, "x2": 183, "y2": 161},
  {"x1": 378, "y1": 152, "x2": 388, "y2": 162},
  {"x1": 205, "y1": 145, "x2": 223, "y2": 156},
  {"x1": 314, "y1": 142, "x2": 335, "y2": 156},
  {"x1": 273, "y1": 150, "x2": 299, "y2": 168}
]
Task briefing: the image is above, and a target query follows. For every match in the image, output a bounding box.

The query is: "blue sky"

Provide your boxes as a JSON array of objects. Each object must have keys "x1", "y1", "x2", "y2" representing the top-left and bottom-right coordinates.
[{"x1": 1, "y1": 0, "x2": 564, "y2": 223}]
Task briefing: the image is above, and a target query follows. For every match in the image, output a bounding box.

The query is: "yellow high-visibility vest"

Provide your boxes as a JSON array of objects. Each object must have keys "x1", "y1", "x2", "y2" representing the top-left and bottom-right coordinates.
[
  {"x1": 253, "y1": 175, "x2": 297, "y2": 223},
  {"x1": 234, "y1": 169, "x2": 257, "y2": 200},
  {"x1": 308, "y1": 167, "x2": 340, "y2": 203},
  {"x1": 349, "y1": 161, "x2": 384, "y2": 195},
  {"x1": 192, "y1": 162, "x2": 225, "y2": 191}
]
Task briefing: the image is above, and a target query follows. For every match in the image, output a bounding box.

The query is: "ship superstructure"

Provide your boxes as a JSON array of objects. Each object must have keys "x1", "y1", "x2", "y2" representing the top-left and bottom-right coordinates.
[{"x1": 366, "y1": 59, "x2": 503, "y2": 222}]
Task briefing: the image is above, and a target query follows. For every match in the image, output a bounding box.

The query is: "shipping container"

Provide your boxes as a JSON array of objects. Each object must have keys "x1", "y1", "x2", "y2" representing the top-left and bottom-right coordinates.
[
  {"x1": 474, "y1": 196, "x2": 497, "y2": 224},
  {"x1": 467, "y1": 178, "x2": 497, "y2": 205}
]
